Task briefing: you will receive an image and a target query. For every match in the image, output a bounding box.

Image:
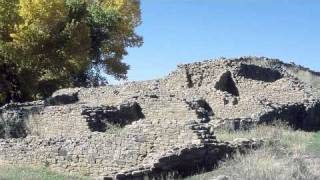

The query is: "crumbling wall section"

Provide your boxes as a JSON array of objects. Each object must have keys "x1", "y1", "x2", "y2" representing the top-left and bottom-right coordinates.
[
  {"x1": 0, "y1": 102, "x2": 43, "y2": 138},
  {"x1": 0, "y1": 57, "x2": 319, "y2": 179},
  {"x1": 0, "y1": 97, "x2": 209, "y2": 177}
]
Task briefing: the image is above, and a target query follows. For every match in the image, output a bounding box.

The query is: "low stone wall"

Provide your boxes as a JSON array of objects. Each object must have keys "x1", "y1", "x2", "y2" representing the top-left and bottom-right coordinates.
[
  {"x1": 0, "y1": 98, "x2": 208, "y2": 177},
  {"x1": 0, "y1": 57, "x2": 319, "y2": 179}
]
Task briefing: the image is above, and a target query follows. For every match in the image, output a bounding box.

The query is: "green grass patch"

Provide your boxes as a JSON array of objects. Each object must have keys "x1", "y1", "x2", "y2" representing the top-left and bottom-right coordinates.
[
  {"x1": 0, "y1": 165, "x2": 90, "y2": 180},
  {"x1": 307, "y1": 131, "x2": 320, "y2": 156}
]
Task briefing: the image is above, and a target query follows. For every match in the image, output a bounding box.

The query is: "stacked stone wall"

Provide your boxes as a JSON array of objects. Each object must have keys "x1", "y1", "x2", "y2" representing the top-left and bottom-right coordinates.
[{"x1": 0, "y1": 57, "x2": 319, "y2": 179}]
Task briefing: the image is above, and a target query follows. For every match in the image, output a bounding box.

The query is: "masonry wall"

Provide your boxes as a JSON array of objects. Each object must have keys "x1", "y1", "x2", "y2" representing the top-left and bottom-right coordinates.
[
  {"x1": 0, "y1": 97, "x2": 206, "y2": 177},
  {"x1": 0, "y1": 57, "x2": 319, "y2": 179},
  {"x1": 26, "y1": 105, "x2": 90, "y2": 137}
]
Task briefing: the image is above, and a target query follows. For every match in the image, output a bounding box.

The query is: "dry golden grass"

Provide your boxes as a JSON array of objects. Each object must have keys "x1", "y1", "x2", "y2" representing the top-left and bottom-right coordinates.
[{"x1": 186, "y1": 123, "x2": 320, "y2": 180}]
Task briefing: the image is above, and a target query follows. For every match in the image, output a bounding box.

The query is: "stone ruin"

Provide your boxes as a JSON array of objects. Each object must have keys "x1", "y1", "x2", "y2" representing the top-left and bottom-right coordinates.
[{"x1": 0, "y1": 57, "x2": 319, "y2": 179}]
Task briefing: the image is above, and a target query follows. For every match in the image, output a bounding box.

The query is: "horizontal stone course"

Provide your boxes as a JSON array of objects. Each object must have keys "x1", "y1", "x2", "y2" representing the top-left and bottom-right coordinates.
[{"x1": 0, "y1": 57, "x2": 319, "y2": 179}]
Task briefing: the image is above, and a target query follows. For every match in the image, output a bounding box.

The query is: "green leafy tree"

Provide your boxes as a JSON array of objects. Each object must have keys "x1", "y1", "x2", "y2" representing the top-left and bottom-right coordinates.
[{"x1": 0, "y1": 0, "x2": 142, "y2": 105}]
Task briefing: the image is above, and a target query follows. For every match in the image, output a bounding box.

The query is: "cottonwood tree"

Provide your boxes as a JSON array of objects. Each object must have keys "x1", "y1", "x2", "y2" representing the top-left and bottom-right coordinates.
[{"x1": 0, "y1": 0, "x2": 142, "y2": 104}]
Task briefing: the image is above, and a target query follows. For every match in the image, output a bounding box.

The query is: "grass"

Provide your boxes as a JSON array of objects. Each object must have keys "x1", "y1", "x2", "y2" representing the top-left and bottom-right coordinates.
[
  {"x1": 307, "y1": 131, "x2": 320, "y2": 156},
  {"x1": 185, "y1": 123, "x2": 320, "y2": 180},
  {"x1": 0, "y1": 164, "x2": 90, "y2": 180}
]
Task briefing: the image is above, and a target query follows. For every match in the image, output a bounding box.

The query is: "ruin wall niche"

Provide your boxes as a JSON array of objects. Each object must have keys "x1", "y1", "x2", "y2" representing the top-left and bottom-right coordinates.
[
  {"x1": 164, "y1": 64, "x2": 194, "y2": 90},
  {"x1": 165, "y1": 59, "x2": 236, "y2": 92},
  {"x1": 231, "y1": 56, "x2": 320, "y2": 97},
  {"x1": 235, "y1": 64, "x2": 283, "y2": 82}
]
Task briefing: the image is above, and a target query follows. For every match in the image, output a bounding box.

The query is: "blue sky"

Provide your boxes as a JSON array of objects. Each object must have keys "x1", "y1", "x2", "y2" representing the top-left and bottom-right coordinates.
[{"x1": 115, "y1": 0, "x2": 320, "y2": 83}]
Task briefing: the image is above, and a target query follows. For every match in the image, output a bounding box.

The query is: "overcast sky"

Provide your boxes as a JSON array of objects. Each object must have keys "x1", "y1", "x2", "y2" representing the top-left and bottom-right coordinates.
[{"x1": 112, "y1": 0, "x2": 320, "y2": 83}]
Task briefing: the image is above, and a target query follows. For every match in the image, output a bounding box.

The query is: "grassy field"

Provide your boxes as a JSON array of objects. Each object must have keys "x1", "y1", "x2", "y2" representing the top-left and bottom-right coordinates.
[
  {"x1": 186, "y1": 124, "x2": 320, "y2": 180},
  {"x1": 0, "y1": 165, "x2": 90, "y2": 180},
  {"x1": 308, "y1": 131, "x2": 320, "y2": 156}
]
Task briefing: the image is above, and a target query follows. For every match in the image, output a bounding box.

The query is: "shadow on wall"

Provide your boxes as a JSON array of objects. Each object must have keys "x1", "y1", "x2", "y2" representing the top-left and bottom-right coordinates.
[
  {"x1": 81, "y1": 102, "x2": 145, "y2": 132},
  {"x1": 259, "y1": 102, "x2": 320, "y2": 131},
  {"x1": 214, "y1": 71, "x2": 239, "y2": 97},
  {"x1": 236, "y1": 64, "x2": 283, "y2": 82},
  {"x1": 186, "y1": 99, "x2": 214, "y2": 123},
  {"x1": 45, "y1": 91, "x2": 79, "y2": 106},
  {"x1": 118, "y1": 139, "x2": 263, "y2": 180},
  {"x1": 0, "y1": 109, "x2": 27, "y2": 138},
  {"x1": 0, "y1": 106, "x2": 42, "y2": 139}
]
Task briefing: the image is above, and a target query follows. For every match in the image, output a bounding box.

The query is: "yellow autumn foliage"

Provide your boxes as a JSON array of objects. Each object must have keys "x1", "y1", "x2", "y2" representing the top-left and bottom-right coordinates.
[{"x1": 0, "y1": 0, "x2": 142, "y2": 104}]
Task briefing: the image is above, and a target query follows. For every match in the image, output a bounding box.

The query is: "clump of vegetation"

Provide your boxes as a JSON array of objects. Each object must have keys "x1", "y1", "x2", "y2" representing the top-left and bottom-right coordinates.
[
  {"x1": 0, "y1": 0, "x2": 143, "y2": 105},
  {"x1": 0, "y1": 164, "x2": 90, "y2": 180},
  {"x1": 186, "y1": 123, "x2": 320, "y2": 180},
  {"x1": 307, "y1": 131, "x2": 320, "y2": 156}
]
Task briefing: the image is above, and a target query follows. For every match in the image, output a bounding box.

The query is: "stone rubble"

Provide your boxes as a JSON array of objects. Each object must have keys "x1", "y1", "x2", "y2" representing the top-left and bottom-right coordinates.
[{"x1": 0, "y1": 56, "x2": 319, "y2": 179}]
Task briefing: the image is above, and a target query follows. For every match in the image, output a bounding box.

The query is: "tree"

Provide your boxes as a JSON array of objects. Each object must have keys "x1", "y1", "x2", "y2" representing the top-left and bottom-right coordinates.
[
  {"x1": 0, "y1": 0, "x2": 142, "y2": 105},
  {"x1": 88, "y1": 0, "x2": 143, "y2": 80}
]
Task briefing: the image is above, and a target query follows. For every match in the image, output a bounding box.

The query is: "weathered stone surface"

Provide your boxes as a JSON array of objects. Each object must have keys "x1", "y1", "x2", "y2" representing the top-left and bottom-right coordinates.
[
  {"x1": 0, "y1": 101, "x2": 43, "y2": 138},
  {"x1": 45, "y1": 88, "x2": 80, "y2": 106},
  {"x1": 0, "y1": 108, "x2": 28, "y2": 138},
  {"x1": 0, "y1": 57, "x2": 319, "y2": 179},
  {"x1": 81, "y1": 102, "x2": 144, "y2": 132}
]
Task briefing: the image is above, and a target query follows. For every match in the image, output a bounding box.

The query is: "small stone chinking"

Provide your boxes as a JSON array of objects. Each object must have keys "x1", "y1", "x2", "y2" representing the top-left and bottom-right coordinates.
[{"x1": 0, "y1": 56, "x2": 319, "y2": 179}]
